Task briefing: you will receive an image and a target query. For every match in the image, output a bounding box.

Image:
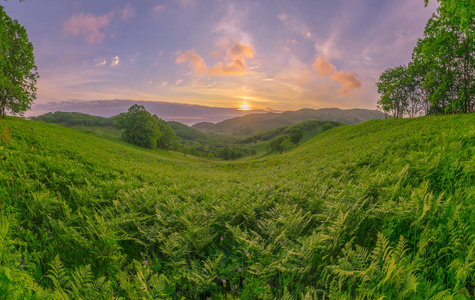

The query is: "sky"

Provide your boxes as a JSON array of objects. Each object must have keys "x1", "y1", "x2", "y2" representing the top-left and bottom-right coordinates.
[{"x1": 2, "y1": 0, "x2": 439, "y2": 124}]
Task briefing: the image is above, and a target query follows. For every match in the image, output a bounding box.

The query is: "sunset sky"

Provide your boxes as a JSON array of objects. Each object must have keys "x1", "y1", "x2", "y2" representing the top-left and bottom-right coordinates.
[{"x1": 3, "y1": 0, "x2": 439, "y2": 123}]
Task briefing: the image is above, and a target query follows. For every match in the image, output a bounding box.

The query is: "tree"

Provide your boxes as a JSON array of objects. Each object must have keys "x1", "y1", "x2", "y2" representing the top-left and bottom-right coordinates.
[
  {"x1": 154, "y1": 116, "x2": 176, "y2": 150},
  {"x1": 268, "y1": 134, "x2": 290, "y2": 154},
  {"x1": 289, "y1": 128, "x2": 303, "y2": 146},
  {"x1": 321, "y1": 123, "x2": 335, "y2": 132},
  {"x1": 114, "y1": 105, "x2": 161, "y2": 149},
  {"x1": 0, "y1": 5, "x2": 38, "y2": 118},
  {"x1": 410, "y1": 2, "x2": 475, "y2": 115},
  {"x1": 376, "y1": 66, "x2": 411, "y2": 118},
  {"x1": 220, "y1": 146, "x2": 231, "y2": 160}
]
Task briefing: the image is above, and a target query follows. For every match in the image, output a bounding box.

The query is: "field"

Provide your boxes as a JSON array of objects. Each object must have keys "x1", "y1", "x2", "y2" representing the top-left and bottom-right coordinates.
[{"x1": 1, "y1": 114, "x2": 475, "y2": 299}]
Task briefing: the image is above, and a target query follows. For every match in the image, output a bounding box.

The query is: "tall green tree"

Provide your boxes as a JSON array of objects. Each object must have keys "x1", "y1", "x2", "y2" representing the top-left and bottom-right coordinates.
[
  {"x1": 0, "y1": 5, "x2": 38, "y2": 118},
  {"x1": 413, "y1": 2, "x2": 475, "y2": 114},
  {"x1": 376, "y1": 66, "x2": 411, "y2": 118},
  {"x1": 114, "y1": 105, "x2": 161, "y2": 149}
]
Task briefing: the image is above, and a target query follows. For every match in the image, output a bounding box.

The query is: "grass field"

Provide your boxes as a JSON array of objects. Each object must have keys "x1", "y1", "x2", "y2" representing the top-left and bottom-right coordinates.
[{"x1": 1, "y1": 114, "x2": 475, "y2": 299}]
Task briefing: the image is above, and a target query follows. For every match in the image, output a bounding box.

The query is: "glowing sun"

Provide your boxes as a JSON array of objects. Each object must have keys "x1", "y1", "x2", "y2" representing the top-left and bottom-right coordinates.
[{"x1": 239, "y1": 103, "x2": 251, "y2": 111}]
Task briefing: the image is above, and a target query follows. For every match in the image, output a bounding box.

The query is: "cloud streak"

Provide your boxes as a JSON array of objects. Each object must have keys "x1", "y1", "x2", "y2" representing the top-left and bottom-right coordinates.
[{"x1": 278, "y1": 14, "x2": 311, "y2": 40}]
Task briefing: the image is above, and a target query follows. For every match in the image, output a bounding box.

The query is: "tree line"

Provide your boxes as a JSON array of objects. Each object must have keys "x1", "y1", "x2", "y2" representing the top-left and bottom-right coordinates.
[
  {"x1": 31, "y1": 111, "x2": 115, "y2": 127},
  {"x1": 377, "y1": 0, "x2": 475, "y2": 118}
]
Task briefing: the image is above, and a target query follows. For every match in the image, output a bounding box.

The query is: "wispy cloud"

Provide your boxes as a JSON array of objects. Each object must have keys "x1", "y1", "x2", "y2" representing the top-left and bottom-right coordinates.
[
  {"x1": 177, "y1": 0, "x2": 197, "y2": 9},
  {"x1": 314, "y1": 31, "x2": 342, "y2": 59},
  {"x1": 62, "y1": 12, "x2": 113, "y2": 44},
  {"x1": 153, "y1": 5, "x2": 165, "y2": 12},
  {"x1": 175, "y1": 50, "x2": 207, "y2": 73},
  {"x1": 213, "y1": 2, "x2": 254, "y2": 45},
  {"x1": 158, "y1": 81, "x2": 168, "y2": 88},
  {"x1": 121, "y1": 3, "x2": 136, "y2": 21},
  {"x1": 95, "y1": 59, "x2": 106, "y2": 67},
  {"x1": 110, "y1": 56, "x2": 120, "y2": 67},
  {"x1": 278, "y1": 14, "x2": 311, "y2": 40},
  {"x1": 175, "y1": 79, "x2": 184, "y2": 85}
]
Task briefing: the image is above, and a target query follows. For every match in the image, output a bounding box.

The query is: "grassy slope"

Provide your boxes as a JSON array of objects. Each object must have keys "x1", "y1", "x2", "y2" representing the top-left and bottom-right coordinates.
[{"x1": 1, "y1": 115, "x2": 475, "y2": 298}]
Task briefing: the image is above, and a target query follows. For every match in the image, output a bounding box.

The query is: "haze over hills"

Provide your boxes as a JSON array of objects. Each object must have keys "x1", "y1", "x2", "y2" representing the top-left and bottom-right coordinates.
[
  {"x1": 28, "y1": 99, "x2": 275, "y2": 125},
  {"x1": 192, "y1": 108, "x2": 386, "y2": 136}
]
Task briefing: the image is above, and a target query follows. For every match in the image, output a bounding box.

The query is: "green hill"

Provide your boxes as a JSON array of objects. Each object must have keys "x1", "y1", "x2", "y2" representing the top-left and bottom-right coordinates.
[
  {"x1": 1, "y1": 114, "x2": 475, "y2": 298},
  {"x1": 192, "y1": 107, "x2": 386, "y2": 136}
]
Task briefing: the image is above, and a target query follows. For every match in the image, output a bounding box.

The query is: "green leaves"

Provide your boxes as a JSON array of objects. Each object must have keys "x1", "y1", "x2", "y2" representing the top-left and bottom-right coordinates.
[
  {"x1": 380, "y1": 1, "x2": 475, "y2": 117},
  {"x1": 289, "y1": 128, "x2": 303, "y2": 146},
  {"x1": 0, "y1": 5, "x2": 38, "y2": 118},
  {"x1": 114, "y1": 105, "x2": 162, "y2": 149}
]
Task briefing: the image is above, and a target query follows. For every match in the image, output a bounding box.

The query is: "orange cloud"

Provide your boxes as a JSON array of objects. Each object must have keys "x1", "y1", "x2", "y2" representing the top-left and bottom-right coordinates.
[
  {"x1": 313, "y1": 56, "x2": 362, "y2": 94},
  {"x1": 225, "y1": 43, "x2": 254, "y2": 60},
  {"x1": 209, "y1": 59, "x2": 247, "y2": 75},
  {"x1": 175, "y1": 50, "x2": 207, "y2": 73},
  {"x1": 209, "y1": 41, "x2": 255, "y2": 76},
  {"x1": 330, "y1": 71, "x2": 362, "y2": 94},
  {"x1": 62, "y1": 12, "x2": 113, "y2": 44},
  {"x1": 313, "y1": 57, "x2": 337, "y2": 78}
]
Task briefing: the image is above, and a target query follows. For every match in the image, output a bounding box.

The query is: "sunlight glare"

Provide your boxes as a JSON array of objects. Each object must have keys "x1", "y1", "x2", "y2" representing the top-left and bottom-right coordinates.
[{"x1": 239, "y1": 103, "x2": 251, "y2": 111}]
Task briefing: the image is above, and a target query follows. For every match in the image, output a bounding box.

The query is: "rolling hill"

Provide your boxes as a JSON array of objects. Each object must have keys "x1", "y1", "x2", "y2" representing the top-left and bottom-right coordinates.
[
  {"x1": 1, "y1": 114, "x2": 474, "y2": 298},
  {"x1": 192, "y1": 107, "x2": 386, "y2": 136}
]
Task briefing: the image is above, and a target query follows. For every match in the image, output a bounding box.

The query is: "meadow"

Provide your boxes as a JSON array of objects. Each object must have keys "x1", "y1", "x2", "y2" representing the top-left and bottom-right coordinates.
[{"x1": 1, "y1": 114, "x2": 475, "y2": 299}]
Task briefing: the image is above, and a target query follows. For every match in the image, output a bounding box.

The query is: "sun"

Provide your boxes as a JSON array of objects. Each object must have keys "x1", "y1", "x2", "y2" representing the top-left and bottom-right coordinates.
[{"x1": 239, "y1": 103, "x2": 251, "y2": 111}]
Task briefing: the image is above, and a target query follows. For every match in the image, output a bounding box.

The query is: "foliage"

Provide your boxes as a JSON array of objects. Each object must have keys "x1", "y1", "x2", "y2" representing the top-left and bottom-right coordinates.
[
  {"x1": 154, "y1": 116, "x2": 176, "y2": 150},
  {"x1": 3, "y1": 113, "x2": 475, "y2": 298},
  {"x1": 321, "y1": 123, "x2": 335, "y2": 132},
  {"x1": 168, "y1": 121, "x2": 237, "y2": 157},
  {"x1": 114, "y1": 104, "x2": 161, "y2": 149},
  {"x1": 31, "y1": 111, "x2": 114, "y2": 127},
  {"x1": 0, "y1": 5, "x2": 38, "y2": 118},
  {"x1": 378, "y1": 1, "x2": 475, "y2": 117},
  {"x1": 218, "y1": 145, "x2": 256, "y2": 160},
  {"x1": 377, "y1": 66, "x2": 412, "y2": 118},
  {"x1": 240, "y1": 120, "x2": 343, "y2": 144},
  {"x1": 289, "y1": 128, "x2": 303, "y2": 145},
  {"x1": 267, "y1": 134, "x2": 291, "y2": 154},
  {"x1": 193, "y1": 108, "x2": 385, "y2": 136}
]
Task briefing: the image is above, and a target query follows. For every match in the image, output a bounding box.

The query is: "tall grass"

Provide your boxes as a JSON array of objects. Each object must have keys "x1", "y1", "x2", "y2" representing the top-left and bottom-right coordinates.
[{"x1": 1, "y1": 114, "x2": 475, "y2": 298}]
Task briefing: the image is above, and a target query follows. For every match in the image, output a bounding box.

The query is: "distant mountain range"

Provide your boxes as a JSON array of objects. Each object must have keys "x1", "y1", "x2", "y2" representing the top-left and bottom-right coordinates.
[{"x1": 192, "y1": 108, "x2": 387, "y2": 136}]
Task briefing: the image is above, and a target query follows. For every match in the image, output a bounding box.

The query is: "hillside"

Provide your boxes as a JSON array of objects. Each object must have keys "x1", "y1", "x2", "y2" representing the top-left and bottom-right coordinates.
[
  {"x1": 1, "y1": 114, "x2": 475, "y2": 298},
  {"x1": 190, "y1": 121, "x2": 215, "y2": 132},
  {"x1": 192, "y1": 107, "x2": 386, "y2": 136}
]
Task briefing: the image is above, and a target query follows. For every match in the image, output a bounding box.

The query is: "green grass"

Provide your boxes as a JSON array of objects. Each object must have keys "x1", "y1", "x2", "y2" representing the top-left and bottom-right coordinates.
[
  {"x1": 59, "y1": 123, "x2": 123, "y2": 139},
  {"x1": 1, "y1": 114, "x2": 475, "y2": 299}
]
